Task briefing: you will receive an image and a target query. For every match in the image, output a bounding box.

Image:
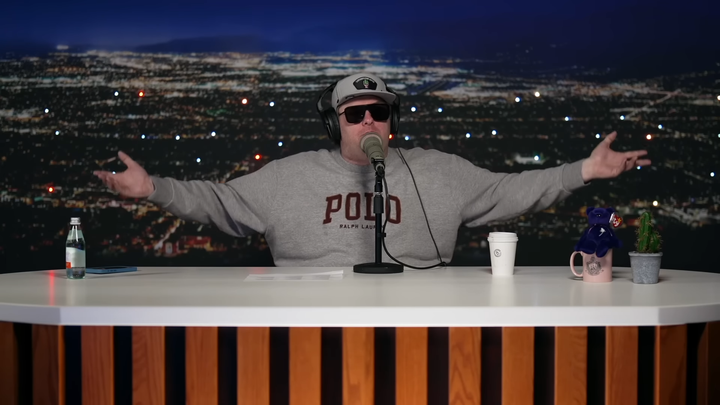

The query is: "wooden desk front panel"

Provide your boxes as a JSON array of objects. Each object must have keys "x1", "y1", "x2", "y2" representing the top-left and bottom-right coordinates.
[{"x1": 1, "y1": 322, "x2": 718, "y2": 405}]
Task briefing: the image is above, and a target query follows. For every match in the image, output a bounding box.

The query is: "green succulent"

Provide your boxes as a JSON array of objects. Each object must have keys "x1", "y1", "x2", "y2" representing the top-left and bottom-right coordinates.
[{"x1": 635, "y1": 211, "x2": 662, "y2": 253}]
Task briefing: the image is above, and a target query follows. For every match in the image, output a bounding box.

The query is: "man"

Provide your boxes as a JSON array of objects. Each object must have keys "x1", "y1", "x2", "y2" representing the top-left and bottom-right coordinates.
[{"x1": 94, "y1": 72, "x2": 651, "y2": 267}]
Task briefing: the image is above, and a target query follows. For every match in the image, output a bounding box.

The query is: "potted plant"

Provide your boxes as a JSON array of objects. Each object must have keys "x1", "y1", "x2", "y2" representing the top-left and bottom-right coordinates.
[{"x1": 629, "y1": 211, "x2": 663, "y2": 284}]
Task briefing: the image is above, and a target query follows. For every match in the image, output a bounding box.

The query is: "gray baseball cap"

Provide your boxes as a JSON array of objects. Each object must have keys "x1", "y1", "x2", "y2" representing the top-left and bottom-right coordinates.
[{"x1": 331, "y1": 73, "x2": 397, "y2": 111}]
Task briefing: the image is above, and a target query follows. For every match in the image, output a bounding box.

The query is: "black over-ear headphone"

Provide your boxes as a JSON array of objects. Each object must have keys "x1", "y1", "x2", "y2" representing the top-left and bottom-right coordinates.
[{"x1": 315, "y1": 81, "x2": 401, "y2": 145}]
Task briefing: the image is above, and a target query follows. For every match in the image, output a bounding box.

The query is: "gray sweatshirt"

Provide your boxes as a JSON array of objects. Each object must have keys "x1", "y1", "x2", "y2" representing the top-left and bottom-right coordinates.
[{"x1": 148, "y1": 147, "x2": 587, "y2": 267}]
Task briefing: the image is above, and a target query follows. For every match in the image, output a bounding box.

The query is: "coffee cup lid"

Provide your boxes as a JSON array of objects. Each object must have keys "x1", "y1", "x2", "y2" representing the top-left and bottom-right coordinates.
[{"x1": 488, "y1": 232, "x2": 517, "y2": 241}]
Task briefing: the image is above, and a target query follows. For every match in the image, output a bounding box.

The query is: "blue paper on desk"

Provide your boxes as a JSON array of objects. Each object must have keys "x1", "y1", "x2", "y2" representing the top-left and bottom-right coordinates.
[
  {"x1": 244, "y1": 270, "x2": 343, "y2": 281},
  {"x1": 86, "y1": 266, "x2": 138, "y2": 274}
]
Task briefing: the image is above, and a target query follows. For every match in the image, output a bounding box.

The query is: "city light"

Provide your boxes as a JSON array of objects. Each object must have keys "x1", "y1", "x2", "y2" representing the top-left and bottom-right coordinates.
[
  {"x1": 534, "y1": 155, "x2": 540, "y2": 161},
  {"x1": 515, "y1": 97, "x2": 521, "y2": 102},
  {"x1": 241, "y1": 98, "x2": 248, "y2": 105},
  {"x1": 534, "y1": 92, "x2": 541, "y2": 97},
  {"x1": 646, "y1": 134, "x2": 652, "y2": 140},
  {"x1": 48, "y1": 187, "x2": 54, "y2": 193},
  {"x1": 196, "y1": 158, "x2": 201, "y2": 163},
  {"x1": 491, "y1": 130, "x2": 497, "y2": 135},
  {"x1": 465, "y1": 132, "x2": 471, "y2": 138},
  {"x1": 138, "y1": 91, "x2": 145, "y2": 97},
  {"x1": 254, "y1": 154, "x2": 261, "y2": 160},
  {"x1": 175, "y1": 135, "x2": 180, "y2": 140},
  {"x1": 596, "y1": 134, "x2": 601, "y2": 139},
  {"x1": 410, "y1": 106, "x2": 417, "y2": 112},
  {"x1": 269, "y1": 101, "x2": 275, "y2": 107},
  {"x1": 405, "y1": 135, "x2": 410, "y2": 141},
  {"x1": 653, "y1": 201, "x2": 659, "y2": 207},
  {"x1": 620, "y1": 115, "x2": 625, "y2": 120},
  {"x1": 141, "y1": 134, "x2": 146, "y2": 139},
  {"x1": 278, "y1": 141, "x2": 283, "y2": 146},
  {"x1": 658, "y1": 124, "x2": 663, "y2": 129},
  {"x1": 564, "y1": 116, "x2": 570, "y2": 121},
  {"x1": 211, "y1": 131, "x2": 216, "y2": 137},
  {"x1": 437, "y1": 107, "x2": 443, "y2": 113},
  {"x1": 55, "y1": 130, "x2": 60, "y2": 135},
  {"x1": 44, "y1": 108, "x2": 49, "y2": 113},
  {"x1": 114, "y1": 91, "x2": 119, "y2": 97}
]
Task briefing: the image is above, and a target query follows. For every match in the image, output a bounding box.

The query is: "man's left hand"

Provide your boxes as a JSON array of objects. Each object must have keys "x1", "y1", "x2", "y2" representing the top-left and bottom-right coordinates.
[{"x1": 581, "y1": 131, "x2": 651, "y2": 182}]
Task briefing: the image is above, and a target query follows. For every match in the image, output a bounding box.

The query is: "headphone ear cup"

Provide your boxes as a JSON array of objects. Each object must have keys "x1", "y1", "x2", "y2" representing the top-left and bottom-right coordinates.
[
  {"x1": 391, "y1": 103, "x2": 400, "y2": 135},
  {"x1": 386, "y1": 86, "x2": 401, "y2": 136},
  {"x1": 324, "y1": 109, "x2": 341, "y2": 144},
  {"x1": 316, "y1": 81, "x2": 340, "y2": 144}
]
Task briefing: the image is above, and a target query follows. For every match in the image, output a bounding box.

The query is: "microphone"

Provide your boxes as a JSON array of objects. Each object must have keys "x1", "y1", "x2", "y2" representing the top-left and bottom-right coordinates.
[{"x1": 360, "y1": 133, "x2": 386, "y2": 175}]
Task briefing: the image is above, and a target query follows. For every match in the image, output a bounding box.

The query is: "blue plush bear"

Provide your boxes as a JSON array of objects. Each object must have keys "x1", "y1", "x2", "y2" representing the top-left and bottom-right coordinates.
[{"x1": 574, "y1": 207, "x2": 623, "y2": 258}]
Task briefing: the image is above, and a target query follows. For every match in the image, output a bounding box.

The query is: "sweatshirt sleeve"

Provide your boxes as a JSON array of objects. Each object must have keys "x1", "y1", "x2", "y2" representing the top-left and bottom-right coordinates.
[
  {"x1": 146, "y1": 161, "x2": 278, "y2": 237},
  {"x1": 451, "y1": 155, "x2": 588, "y2": 227}
]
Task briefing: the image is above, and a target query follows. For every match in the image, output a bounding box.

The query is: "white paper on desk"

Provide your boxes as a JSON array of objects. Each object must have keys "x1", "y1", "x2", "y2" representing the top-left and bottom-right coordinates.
[{"x1": 244, "y1": 270, "x2": 344, "y2": 281}]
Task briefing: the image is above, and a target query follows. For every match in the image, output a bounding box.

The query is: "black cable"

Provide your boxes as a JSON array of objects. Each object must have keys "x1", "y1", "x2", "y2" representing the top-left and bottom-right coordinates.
[{"x1": 381, "y1": 148, "x2": 447, "y2": 270}]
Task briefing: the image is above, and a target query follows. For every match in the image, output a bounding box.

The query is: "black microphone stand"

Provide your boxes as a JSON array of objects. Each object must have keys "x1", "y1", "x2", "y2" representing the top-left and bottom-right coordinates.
[{"x1": 353, "y1": 164, "x2": 404, "y2": 274}]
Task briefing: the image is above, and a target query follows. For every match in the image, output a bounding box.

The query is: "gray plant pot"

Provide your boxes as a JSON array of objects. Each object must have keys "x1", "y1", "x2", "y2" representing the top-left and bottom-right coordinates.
[{"x1": 629, "y1": 252, "x2": 663, "y2": 284}]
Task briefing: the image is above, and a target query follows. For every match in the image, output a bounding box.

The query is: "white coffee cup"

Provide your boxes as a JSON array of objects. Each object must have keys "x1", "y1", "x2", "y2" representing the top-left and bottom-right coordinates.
[{"x1": 488, "y1": 232, "x2": 518, "y2": 276}]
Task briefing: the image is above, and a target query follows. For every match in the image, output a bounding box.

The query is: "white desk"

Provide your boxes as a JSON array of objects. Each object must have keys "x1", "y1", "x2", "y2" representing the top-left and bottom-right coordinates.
[
  {"x1": 1, "y1": 266, "x2": 719, "y2": 327},
  {"x1": 1, "y1": 266, "x2": 718, "y2": 405}
]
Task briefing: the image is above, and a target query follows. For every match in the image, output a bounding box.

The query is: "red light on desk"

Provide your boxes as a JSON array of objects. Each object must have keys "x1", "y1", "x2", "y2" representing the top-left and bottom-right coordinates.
[
  {"x1": 389, "y1": 134, "x2": 394, "y2": 140},
  {"x1": 254, "y1": 154, "x2": 261, "y2": 160},
  {"x1": 48, "y1": 187, "x2": 55, "y2": 193},
  {"x1": 138, "y1": 90, "x2": 145, "y2": 97}
]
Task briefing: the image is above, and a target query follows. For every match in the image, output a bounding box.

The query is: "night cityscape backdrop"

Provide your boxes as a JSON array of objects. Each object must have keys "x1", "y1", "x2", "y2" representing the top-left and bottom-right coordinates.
[{"x1": 1, "y1": 0, "x2": 718, "y2": 273}]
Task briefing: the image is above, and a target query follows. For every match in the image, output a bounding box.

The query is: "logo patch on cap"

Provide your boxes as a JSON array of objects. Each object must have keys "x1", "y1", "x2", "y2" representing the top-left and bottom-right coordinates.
[{"x1": 353, "y1": 77, "x2": 377, "y2": 90}]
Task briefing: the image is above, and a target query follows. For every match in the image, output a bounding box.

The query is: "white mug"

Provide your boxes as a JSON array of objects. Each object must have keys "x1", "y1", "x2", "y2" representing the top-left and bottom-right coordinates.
[{"x1": 570, "y1": 250, "x2": 613, "y2": 283}]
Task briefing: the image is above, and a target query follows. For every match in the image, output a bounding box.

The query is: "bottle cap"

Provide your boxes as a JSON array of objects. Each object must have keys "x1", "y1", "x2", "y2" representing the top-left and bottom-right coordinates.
[{"x1": 70, "y1": 217, "x2": 81, "y2": 225}]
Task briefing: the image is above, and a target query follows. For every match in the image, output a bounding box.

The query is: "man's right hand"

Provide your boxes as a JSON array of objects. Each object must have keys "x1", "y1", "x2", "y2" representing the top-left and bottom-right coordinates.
[{"x1": 94, "y1": 151, "x2": 155, "y2": 198}]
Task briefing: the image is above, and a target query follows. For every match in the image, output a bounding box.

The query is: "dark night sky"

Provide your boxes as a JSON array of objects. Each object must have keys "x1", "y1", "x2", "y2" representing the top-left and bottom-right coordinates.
[{"x1": 1, "y1": 0, "x2": 716, "y2": 47}]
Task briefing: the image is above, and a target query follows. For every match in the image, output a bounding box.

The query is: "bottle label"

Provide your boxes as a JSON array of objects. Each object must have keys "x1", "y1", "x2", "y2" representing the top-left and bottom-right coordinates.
[{"x1": 66, "y1": 248, "x2": 86, "y2": 268}]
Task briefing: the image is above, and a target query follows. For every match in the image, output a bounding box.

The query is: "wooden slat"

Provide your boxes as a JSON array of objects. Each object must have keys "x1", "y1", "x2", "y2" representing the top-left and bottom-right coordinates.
[
  {"x1": 343, "y1": 327, "x2": 374, "y2": 405},
  {"x1": 502, "y1": 327, "x2": 534, "y2": 405},
  {"x1": 237, "y1": 327, "x2": 270, "y2": 405},
  {"x1": 0, "y1": 322, "x2": 19, "y2": 405},
  {"x1": 449, "y1": 327, "x2": 481, "y2": 405},
  {"x1": 396, "y1": 327, "x2": 428, "y2": 405},
  {"x1": 290, "y1": 327, "x2": 322, "y2": 405},
  {"x1": 186, "y1": 327, "x2": 218, "y2": 405},
  {"x1": 605, "y1": 326, "x2": 638, "y2": 405},
  {"x1": 132, "y1": 327, "x2": 165, "y2": 405},
  {"x1": 32, "y1": 325, "x2": 65, "y2": 405},
  {"x1": 655, "y1": 324, "x2": 687, "y2": 405},
  {"x1": 698, "y1": 321, "x2": 720, "y2": 405},
  {"x1": 554, "y1": 327, "x2": 587, "y2": 405},
  {"x1": 82, "y1": 326, "x2": 114, "y2": 405}
]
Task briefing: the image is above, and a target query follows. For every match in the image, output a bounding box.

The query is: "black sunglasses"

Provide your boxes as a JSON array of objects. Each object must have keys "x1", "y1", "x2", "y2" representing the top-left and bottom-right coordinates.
[{"x1": 339, "y1": 104, "x2": 390, "y2": 124}]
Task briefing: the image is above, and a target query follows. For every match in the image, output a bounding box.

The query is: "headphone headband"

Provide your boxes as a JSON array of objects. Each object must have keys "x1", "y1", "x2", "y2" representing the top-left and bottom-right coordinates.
[{"x1": 315, "y1": 83, "x2": 334, "y2": 115}]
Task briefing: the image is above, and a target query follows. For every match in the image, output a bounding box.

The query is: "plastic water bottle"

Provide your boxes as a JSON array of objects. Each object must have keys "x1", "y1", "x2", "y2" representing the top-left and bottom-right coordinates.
[{"x1": 66, "y1": 217, "x2": 86, "y2": 279}]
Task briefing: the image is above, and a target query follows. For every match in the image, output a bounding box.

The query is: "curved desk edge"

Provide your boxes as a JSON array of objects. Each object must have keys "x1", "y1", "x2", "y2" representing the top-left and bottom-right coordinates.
[{"x1": 2, "y1": 304, "x2": 719, "y2": 327}]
